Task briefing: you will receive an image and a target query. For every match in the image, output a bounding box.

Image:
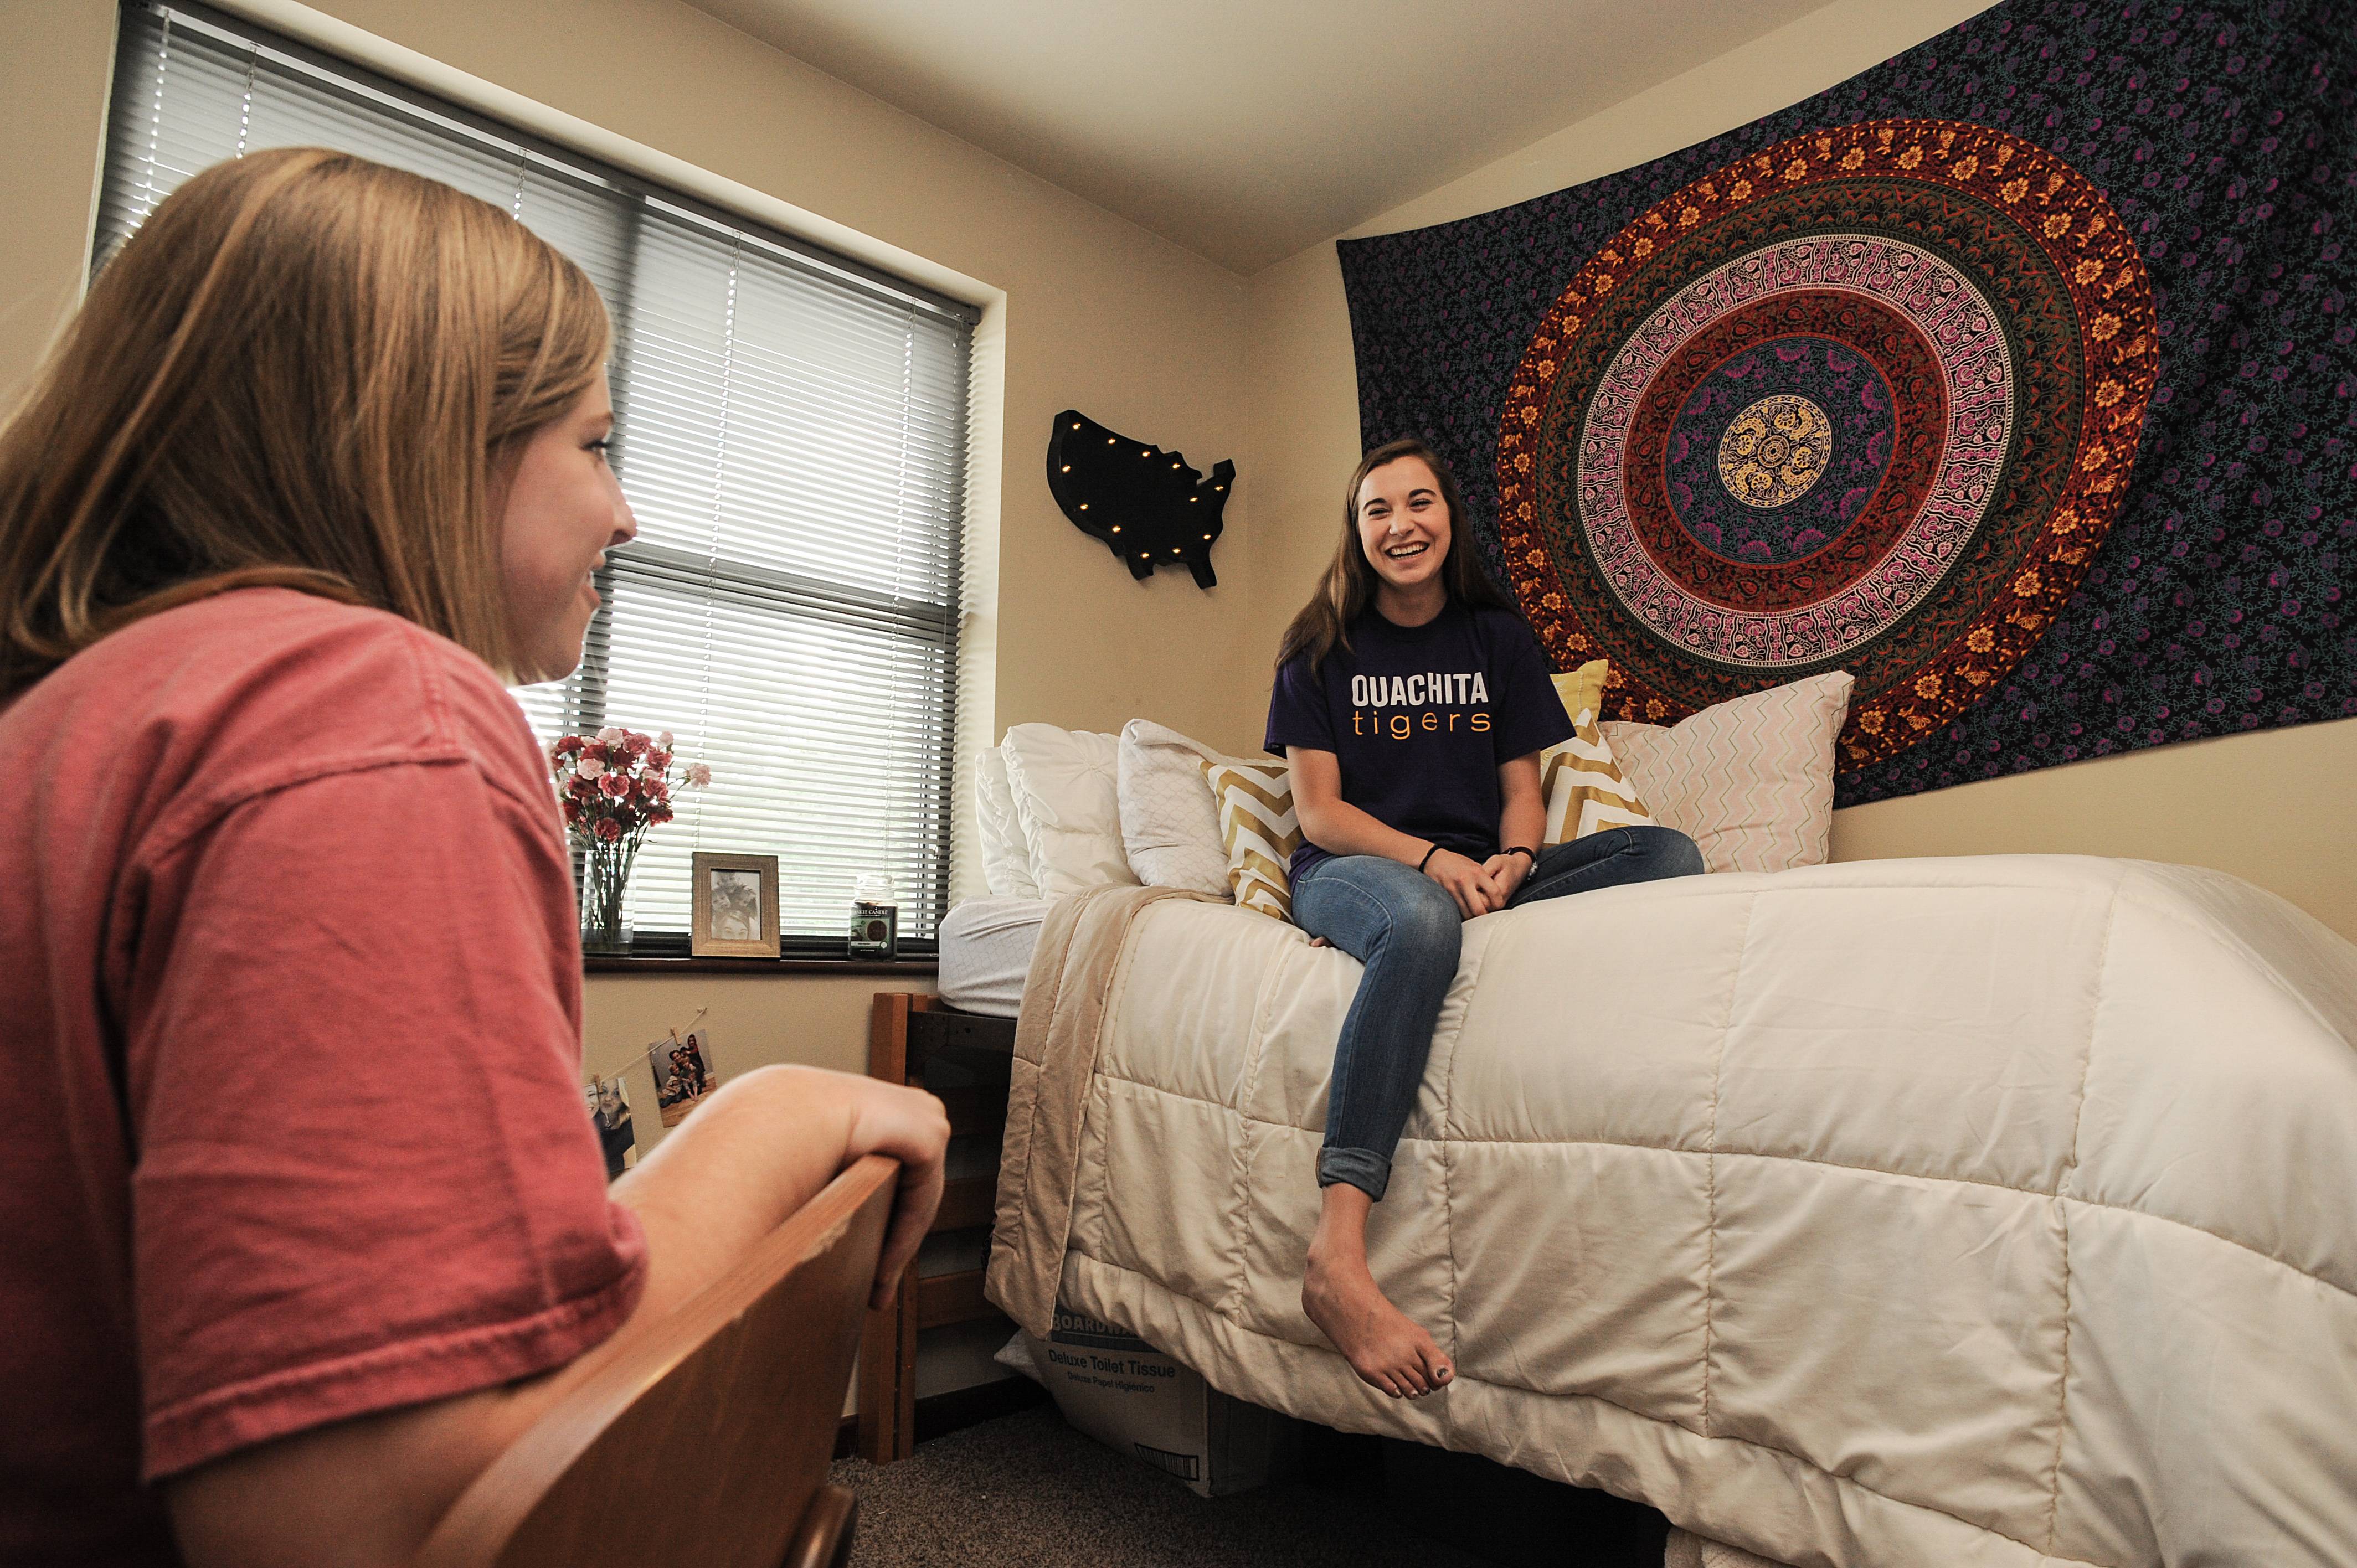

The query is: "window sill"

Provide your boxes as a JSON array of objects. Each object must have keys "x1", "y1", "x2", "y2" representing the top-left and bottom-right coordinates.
[{"x1": 583, "y1": 952, "x2": 940, "y2": 977}]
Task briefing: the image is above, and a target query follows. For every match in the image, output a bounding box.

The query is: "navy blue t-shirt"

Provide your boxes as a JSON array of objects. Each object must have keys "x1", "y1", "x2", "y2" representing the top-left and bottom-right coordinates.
[{"x1": 1264, "y1": 602, "x2": 1573, "y2": 883}]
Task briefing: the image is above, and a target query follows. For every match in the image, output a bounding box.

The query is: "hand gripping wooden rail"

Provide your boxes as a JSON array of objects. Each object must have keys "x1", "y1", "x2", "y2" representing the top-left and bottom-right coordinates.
[{"x1": 413, "y1": 1153, "x2": 899, "y2": 1568}]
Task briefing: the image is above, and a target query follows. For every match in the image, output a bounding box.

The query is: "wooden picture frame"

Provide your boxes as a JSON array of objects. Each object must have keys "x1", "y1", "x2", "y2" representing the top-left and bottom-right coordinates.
[{"x1": 690, "y1": 851, "x2": 781, "y2": 957}]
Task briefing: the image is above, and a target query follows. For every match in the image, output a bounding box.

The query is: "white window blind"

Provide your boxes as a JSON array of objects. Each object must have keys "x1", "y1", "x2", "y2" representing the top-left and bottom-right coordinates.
[{"x1": 96, "y1": 1, "x2": 972, "y2": 946}]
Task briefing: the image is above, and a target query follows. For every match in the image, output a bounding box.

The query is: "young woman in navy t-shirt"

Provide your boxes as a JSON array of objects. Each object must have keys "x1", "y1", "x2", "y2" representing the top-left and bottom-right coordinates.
[{"x1": 1265, "y1": 437, "x2": 1704, "y2": 1400}]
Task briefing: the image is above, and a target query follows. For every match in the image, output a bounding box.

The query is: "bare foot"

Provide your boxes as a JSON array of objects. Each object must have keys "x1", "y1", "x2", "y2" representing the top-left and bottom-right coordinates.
[{"x1": 1303, "y1": 1191, "x2": 1453, "y2": 1399}]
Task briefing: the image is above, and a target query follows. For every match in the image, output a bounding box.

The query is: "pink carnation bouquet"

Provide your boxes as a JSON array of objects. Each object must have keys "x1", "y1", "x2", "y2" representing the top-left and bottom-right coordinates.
[{"x1": 548, "y1": 726, "x2": 711, "y2": 949}]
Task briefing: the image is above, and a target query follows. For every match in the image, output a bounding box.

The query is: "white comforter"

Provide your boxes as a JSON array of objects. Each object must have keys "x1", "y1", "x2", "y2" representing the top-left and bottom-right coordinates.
[{"x1": 1015, "y1": 856, "x2": 2357, "y2": 1567}]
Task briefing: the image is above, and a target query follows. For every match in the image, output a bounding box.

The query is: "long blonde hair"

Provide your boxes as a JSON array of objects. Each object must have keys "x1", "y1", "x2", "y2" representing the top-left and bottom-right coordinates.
[
  {"x1": 1275, "y1": 438, "x2": 1514, "y2": 675},
  {"x1": 0, "y1": 147, "x2": 610, "y2": 700}
]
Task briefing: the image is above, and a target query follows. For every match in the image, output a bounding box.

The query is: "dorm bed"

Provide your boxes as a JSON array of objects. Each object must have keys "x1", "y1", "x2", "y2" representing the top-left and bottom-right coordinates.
[{"x1": 977, "y1": 855, "x2": 2357, "y2": 1568}]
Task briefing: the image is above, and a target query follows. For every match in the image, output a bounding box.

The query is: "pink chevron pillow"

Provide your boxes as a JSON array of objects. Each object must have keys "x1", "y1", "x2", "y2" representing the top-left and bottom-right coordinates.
[{"x1": 1599, "y1": 672, "x2": 1854, "y2": 875}]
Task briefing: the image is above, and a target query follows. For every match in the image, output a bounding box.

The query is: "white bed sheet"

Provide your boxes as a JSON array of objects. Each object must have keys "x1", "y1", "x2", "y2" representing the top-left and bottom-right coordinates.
[{"x1": 936, "y1": 896, "x2": 1057, "y2": 1017}]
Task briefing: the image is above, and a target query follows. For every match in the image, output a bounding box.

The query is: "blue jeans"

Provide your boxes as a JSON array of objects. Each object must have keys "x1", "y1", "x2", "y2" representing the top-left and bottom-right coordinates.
[{"x1": 1290, "y1": 826, "x2": 1706, "y2": 1200}]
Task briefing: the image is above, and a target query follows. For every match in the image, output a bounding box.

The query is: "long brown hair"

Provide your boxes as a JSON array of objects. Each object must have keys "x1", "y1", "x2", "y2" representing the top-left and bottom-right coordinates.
[
  {"x1": 1275, "y1": 437, "x2": 1515, "y2": 674},
  {"x1": 0, "y1": 147, "x2": 610, "y2": 701}
]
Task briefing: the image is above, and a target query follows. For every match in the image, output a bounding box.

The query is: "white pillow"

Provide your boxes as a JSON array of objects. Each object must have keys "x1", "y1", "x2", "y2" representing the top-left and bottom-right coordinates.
[
  {"x1": 998, "y1": 723, "x2": 1139, "y2": 896},
  {"x1": 974, "y1": 745, "x2": 1040, "y2": 898},
  {"x1": 1599, "y1": 670, "x2": 1854, "y2": 874},
  {"x1": 1116, "y1": 720, "x2": 1242, "y2": 898}
]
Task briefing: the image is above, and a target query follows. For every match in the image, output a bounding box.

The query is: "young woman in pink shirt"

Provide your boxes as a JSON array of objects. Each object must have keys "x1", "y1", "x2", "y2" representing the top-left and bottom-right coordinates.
[{"x1": 0, "y1": 147, "x2": 948, "y2": 1568}]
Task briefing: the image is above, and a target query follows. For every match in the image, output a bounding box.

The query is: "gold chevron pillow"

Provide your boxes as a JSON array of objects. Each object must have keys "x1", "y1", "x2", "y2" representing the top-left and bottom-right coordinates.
[
  {"x1": 1201, "y1": 759, "x2": 1300, "y2": 921},
  {"x1": 1537, "y1": 660, "x2": 1656, "y2": 848},
  {"x1": 1549, "y1": 660, "x2": 1610, "y2": 740},
  {"x1": 1540, "y1": 704, "x2": 1657, "y2": 848}
]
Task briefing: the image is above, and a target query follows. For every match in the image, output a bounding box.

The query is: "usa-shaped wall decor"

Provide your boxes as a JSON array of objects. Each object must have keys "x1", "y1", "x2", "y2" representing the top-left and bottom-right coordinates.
[{"x1": 1046, "y1": 410, "x2": 1232, "y2": 587}]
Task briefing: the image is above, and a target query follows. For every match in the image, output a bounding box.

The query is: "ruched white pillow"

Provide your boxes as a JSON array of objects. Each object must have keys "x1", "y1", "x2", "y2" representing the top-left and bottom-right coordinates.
[
  {"x1": 998, "y1": 723, "x2": 1139, "y2": 897},
  {"x1": 973, "y1": 745, "x2": 1041, "y2": 898}
]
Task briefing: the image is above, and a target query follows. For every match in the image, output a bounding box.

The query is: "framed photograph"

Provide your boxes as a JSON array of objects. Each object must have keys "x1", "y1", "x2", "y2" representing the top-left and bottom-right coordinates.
[{"x1": 690, "y1": 850, "x2": 781, "y2": 957}]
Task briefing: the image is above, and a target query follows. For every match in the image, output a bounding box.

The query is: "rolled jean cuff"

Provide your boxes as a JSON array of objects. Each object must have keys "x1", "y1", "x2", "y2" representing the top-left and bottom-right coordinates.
[{"x1": 1318, "y1": 1144, "x2": 1392, "y2": 1202}]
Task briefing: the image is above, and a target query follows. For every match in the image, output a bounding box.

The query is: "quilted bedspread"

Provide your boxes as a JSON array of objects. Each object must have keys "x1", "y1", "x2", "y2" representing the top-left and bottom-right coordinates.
[{"x1": 985, "y1": 857, "x2": 2357, "y2": 1567}]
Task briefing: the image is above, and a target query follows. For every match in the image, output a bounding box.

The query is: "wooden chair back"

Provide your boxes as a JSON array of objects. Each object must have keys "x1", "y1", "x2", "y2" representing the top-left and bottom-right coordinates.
[{"x1": 414, "y1": 1154, "x2": 899, "y2": 1568}]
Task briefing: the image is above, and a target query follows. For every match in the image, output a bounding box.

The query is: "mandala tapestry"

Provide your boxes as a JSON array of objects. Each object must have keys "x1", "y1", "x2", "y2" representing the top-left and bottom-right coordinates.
[{"x1": 1338, "y1": 0, "x2": 2353, "y2": 805}]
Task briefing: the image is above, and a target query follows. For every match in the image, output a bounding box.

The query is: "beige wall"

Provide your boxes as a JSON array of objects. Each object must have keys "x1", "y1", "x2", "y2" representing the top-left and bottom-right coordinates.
[
  {"x1": 0, "y1": 3, "x2": 114, "y2": 385},
  {"x1": 579, "y1": 974, "x2": 898, "y2": 1152},
  {"x1": 1243, "y1": 0, "x2": 2357, "y2": 945}
]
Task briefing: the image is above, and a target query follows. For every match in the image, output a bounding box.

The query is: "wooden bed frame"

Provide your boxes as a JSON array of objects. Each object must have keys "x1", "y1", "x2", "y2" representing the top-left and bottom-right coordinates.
[{"x1": 857, "y1": 992, "x2": 1022, "y2": 1463}]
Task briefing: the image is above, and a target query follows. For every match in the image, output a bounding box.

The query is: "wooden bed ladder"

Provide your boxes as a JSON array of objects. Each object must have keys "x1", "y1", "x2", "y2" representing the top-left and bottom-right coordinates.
[{"x1": 858, "y1": 991, "x2": 1020, "y2": 1463}]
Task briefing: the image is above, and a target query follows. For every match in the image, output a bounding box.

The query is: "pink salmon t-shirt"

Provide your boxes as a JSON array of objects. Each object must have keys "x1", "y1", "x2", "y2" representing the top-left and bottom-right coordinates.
[{"x1": 0, "y1": 589, "x2": 646, "y2": 1565}]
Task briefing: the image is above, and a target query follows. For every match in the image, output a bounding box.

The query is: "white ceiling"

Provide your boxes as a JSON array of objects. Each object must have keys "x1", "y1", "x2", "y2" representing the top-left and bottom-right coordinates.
[{"x1": 678, "y1": 0, "x2": 1838, "y2": 274}]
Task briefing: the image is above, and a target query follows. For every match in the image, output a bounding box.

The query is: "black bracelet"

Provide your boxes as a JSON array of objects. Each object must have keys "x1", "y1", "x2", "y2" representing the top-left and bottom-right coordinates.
[
  {"x1": 1505, "y1": 845, "x2": 1537, "y2": 863},
  {"x1": 1416, "y1": 843, "x2": 1440, "y2": 874}
]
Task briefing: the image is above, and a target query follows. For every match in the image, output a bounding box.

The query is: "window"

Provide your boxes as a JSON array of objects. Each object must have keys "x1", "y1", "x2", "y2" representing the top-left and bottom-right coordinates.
[{"x1": 96, "y1": 0, "x2": 973, "y2": 947}]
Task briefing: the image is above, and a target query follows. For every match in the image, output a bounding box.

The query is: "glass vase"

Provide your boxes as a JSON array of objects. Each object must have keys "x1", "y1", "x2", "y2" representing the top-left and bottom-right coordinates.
[{"x1": 579, "y1": 837, "x2": 639, "y2": 955}]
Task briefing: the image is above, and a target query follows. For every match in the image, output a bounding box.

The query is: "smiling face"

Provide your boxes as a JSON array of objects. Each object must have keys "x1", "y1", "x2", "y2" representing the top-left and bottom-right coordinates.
[
  {"x1": 1355, "y1": 455, "x2": 1452, "y2": 602},
  {"x1": 496, "y1": 368, "x2": 636, "y2": 684}
]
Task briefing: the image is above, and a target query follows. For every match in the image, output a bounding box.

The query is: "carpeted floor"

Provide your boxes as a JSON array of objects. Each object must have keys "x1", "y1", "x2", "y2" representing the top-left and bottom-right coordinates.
[
  {"x1": 828, "y1": 1404, "x2": 1714, "y2": 1567},
  {"x1": 830, "y1": 1406, "x2": 1497, "y2": 1567}
]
